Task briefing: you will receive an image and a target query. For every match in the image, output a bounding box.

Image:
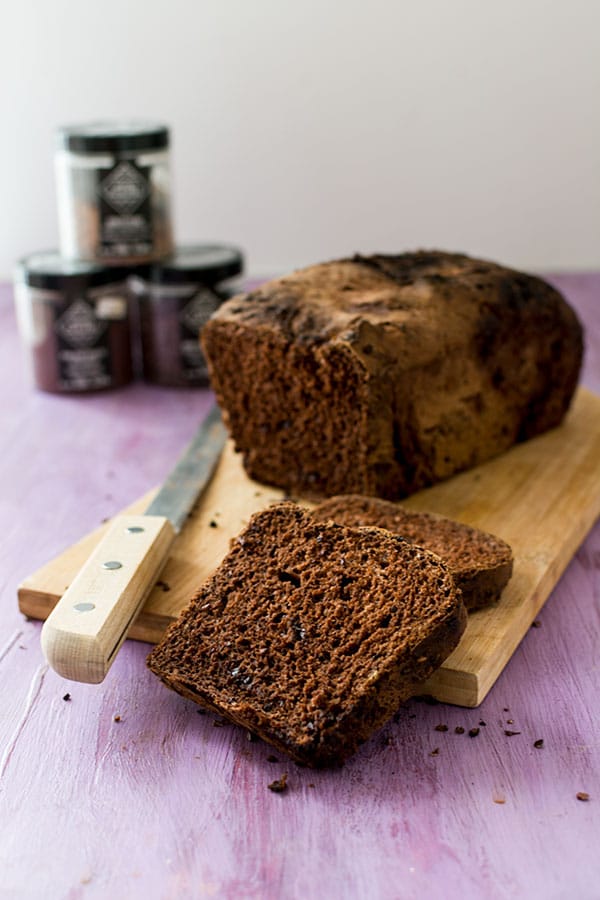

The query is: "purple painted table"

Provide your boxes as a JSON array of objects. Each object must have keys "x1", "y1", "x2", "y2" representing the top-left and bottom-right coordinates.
[{"x1": 0, "y1": 275, "x2": 598, "y2": 900}]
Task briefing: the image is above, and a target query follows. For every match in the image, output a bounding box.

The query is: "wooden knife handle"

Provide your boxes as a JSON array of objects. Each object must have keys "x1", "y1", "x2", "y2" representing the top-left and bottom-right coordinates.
[{"x1": 41, "y1": 514, "x2": 176, "y2": 684}]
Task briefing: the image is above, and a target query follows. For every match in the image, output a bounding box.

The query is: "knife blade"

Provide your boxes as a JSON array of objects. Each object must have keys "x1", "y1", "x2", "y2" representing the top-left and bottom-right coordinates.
[{"x1": 41, "y1": 405, "x2": 227, "y2": 684}]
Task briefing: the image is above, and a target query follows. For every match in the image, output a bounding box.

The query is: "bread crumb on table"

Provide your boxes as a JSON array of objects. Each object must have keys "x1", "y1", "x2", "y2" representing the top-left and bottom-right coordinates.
[{"x1": 268, "y1": 774, "x2": 288, "y2": 793}]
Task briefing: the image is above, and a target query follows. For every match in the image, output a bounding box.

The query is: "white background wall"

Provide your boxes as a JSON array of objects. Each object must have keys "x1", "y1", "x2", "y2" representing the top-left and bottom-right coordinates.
[{"x1": 1, "y1": 0, "x2": 599, "y2": 278}]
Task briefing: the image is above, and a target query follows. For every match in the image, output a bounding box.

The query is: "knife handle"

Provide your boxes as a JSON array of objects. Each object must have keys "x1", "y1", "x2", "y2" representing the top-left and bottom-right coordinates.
[{"x1": 41, "y1": 514, "x2": 176, "y2": 684}]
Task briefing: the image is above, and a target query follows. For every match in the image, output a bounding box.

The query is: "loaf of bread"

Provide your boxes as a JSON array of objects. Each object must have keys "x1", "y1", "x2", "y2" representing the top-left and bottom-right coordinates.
[
  {"x1": 202, "y1": 251, "x2": 583, "y2": 500},
  {"x1": 312, "y1": 494, "x2": 513, "y2": 610},
  {"x1": 147, "y1": 503, "x2": 466, "y2": 767}
]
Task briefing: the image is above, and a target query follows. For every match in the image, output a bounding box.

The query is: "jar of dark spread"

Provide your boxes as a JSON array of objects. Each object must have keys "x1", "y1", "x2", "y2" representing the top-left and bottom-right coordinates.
[
  {"x1": 132, "y1": 244, "x2": 243, "y2": 387},
  {"x1": 55, "y1": 121, "x2": 173, "y2": 265},
  {"x1": 14, "y1": 252, "x2": 133, "y2": 393}
]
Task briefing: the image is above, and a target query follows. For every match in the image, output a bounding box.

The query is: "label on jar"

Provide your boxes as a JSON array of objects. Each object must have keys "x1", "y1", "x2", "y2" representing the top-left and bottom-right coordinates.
[
  {"x1": 54, "y1": 297, "x2": 113, "y2": 391},
  {"x1": 96, "y1": 160, "x2": 153, "y2": 258},
  {"x1": 178, "y1": 288, "x2": 221, "y2": 381}
]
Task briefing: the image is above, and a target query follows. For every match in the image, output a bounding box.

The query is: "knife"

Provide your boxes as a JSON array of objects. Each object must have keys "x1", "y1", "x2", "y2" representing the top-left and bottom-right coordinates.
[{"x1": 41, "y1": 405, "x2": 227, "y2": 684}]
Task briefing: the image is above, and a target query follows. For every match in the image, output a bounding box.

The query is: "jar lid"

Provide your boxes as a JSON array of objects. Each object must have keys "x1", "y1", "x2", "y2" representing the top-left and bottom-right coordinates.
[
  {"x1": 148, "y1": 244, "x2": 244, "y2": 285},
  {"x1": 57, "y1": 121, "x2": 169, "y2": 154},
  {"x1": 17, "y1": 252, "x2": 124, "y2": 290}
]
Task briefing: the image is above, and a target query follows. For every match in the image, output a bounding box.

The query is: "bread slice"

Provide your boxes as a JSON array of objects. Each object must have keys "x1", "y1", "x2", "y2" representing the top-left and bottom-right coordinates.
[
  {"x1": 312, "y1": 495, "x2": 513, "y2": 611},
  {"x1": 147, "y1": 502, "x2": 467, "y2": 767}
]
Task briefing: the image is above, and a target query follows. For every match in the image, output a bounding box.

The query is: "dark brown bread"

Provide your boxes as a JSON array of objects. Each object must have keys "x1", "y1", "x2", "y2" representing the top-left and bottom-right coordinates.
[
  {"x1": 312, "y1": 494, "x2": 513, "y2": 610},
  {"x1": 147, "y1": 503, "x2": 467, "y2": 767},
  {"x1": 202, "y1": 250, "x2": 583, "y2": 500}
]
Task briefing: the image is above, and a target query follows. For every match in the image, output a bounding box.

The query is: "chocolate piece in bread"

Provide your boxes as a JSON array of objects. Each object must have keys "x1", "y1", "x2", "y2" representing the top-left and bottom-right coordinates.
[
  {"x1": 312, "y1": 494, "x2": 513, "y2": 610},
  {"x1": 202, "y1": 251, "x2": 583, "y2": 500},
  {"x1": 147, "y1": 503, "x2": 466, "y2": 768}
]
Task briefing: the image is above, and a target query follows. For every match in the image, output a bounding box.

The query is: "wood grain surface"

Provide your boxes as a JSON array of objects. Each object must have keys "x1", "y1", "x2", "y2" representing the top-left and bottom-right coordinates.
[
  {"x1": 19, "y1": 388, "x2": 600, "y2": 707},
  {"x1": 0, "y1": 275, "x2": 599, "y2": 900}
]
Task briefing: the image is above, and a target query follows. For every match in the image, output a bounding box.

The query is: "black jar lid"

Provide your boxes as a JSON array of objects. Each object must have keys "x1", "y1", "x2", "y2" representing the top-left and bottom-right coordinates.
[
  {"x1": 57, "y1": 121, "x2": 169, "y2": 154},
  {"x1": 17, "y1": 252, "x2": 125, "y2": 291},
  {"x1": 148, "y1": 245, "x2": 244, "y2": 286}
]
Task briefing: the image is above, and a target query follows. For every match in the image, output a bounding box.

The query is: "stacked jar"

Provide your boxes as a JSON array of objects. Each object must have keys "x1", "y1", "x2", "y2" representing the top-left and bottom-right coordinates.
[{"x1": 15, "y1": 121, "x2": 243, "y2": 393}]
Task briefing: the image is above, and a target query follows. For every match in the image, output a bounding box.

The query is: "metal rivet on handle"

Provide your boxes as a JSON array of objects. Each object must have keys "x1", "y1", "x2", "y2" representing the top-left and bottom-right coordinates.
[
  {"x1": 102, "y1": 560, "x2": 122, "y2": 570},
  {"x1": 125, "y1": 526, "x2": 144, "y2": 533},
  {"x1": 74, "y1": 602, "x2": 95, "y2": 612}
]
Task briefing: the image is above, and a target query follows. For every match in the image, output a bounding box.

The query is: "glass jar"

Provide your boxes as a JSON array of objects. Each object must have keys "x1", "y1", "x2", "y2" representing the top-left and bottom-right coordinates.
[
  {"x1": 55, "y1": 121, "x2": 173, "y2": 265},
  {"x1": 132, "y1": 244, "x2": 243, "y2": 387},
  {"x1": 14, "y1": 252, "x2": 133, "y2": 393}
]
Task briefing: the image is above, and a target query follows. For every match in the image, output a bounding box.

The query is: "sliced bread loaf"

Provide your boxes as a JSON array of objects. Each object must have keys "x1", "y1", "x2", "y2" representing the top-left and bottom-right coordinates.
[
  {"x1": 147, "y1": 502, "x2": 466, "y2": 767},
  {"x1": 202, "y1": 251, "x2": 582, "y2": 499},
  {"x1": 312, "y1": 495, "x2": 513, "y2": 610}
]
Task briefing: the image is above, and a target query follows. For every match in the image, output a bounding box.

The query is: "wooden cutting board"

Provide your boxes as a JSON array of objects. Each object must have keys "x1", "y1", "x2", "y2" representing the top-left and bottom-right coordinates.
[{"x1": 19, "y1": 387, "x2": 600, "y2": 707}]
